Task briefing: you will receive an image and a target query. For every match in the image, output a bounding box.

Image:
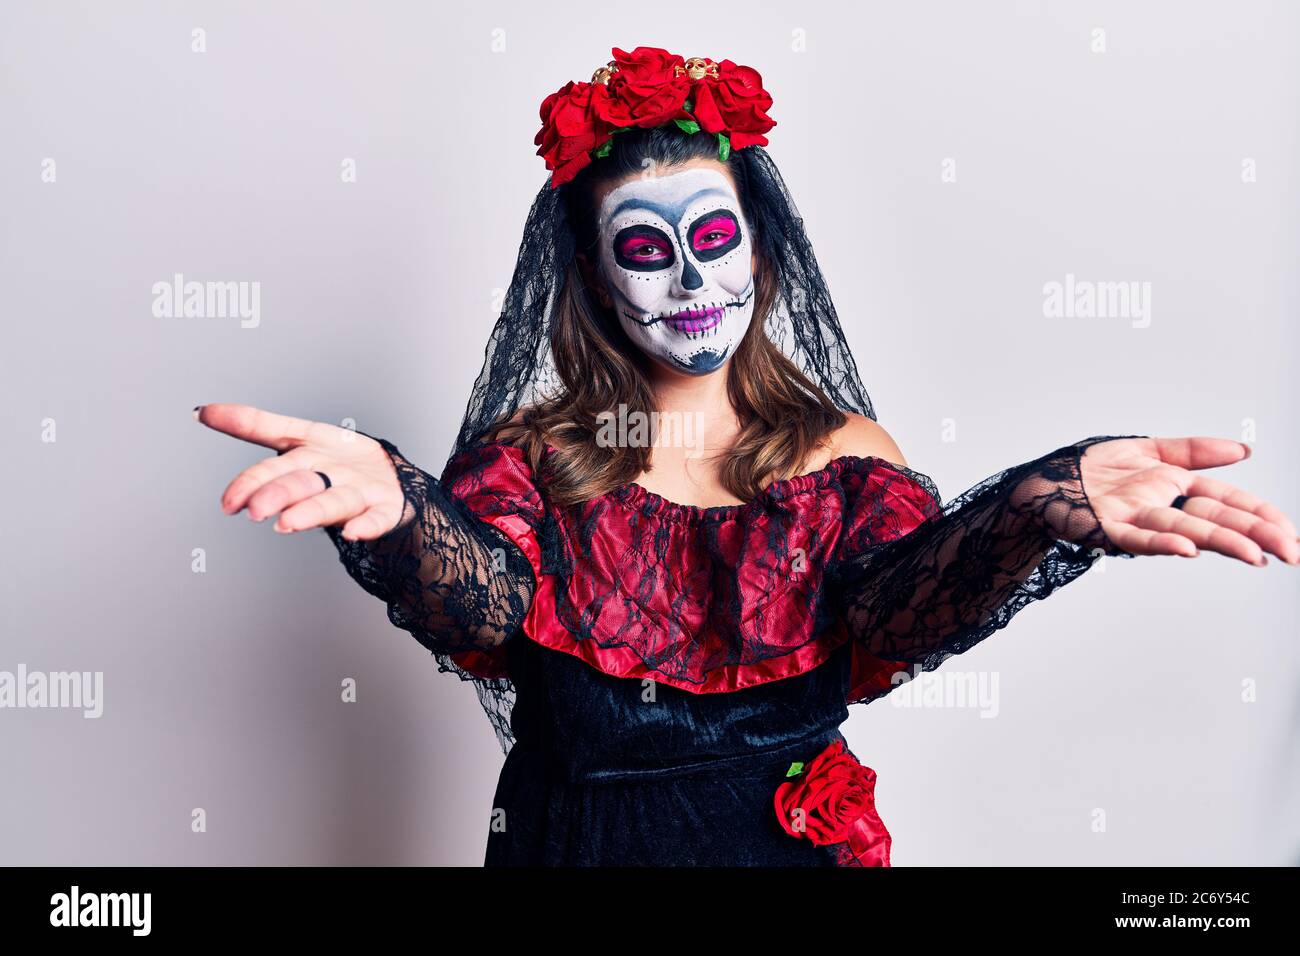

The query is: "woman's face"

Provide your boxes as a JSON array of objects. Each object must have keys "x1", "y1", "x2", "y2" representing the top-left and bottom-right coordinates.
[{"x1": 592, "y1": 160, "x2": 756, "y2": 375}]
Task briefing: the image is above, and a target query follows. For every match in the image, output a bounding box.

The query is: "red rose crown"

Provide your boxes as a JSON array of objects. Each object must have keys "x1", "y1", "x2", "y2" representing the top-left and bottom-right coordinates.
[{"x1": 534, "y1": 46, "x2": 777, "y2": 188}]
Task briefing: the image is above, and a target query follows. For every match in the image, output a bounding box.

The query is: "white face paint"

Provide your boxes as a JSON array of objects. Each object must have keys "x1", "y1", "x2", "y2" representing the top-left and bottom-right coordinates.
[{"x1": 595, "y1": 166, "x2": 755, "y2": 375}]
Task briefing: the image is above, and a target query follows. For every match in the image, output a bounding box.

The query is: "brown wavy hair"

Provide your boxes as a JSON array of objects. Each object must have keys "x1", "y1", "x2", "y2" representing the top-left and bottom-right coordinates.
[{"x1": 484, "y1": 127, "x2": 848, "y2": 508}]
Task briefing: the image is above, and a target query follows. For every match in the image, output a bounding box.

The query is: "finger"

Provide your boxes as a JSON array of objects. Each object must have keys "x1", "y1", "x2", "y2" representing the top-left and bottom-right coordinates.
[
  {"x1": 1134, "y1": 505, "x2": 1265, "y2": 566},
  {"x1": 1152, "y1": 436, "x2": 1250, "y2": 471},
  {"x1": 1182, "y1": 473, "x2": 1299, "y2": 541},
  {"x1": 221, "y1": 447, "x2": 321, "y2": 515},
  {"x1": 1103, "y1": 521, "x2": 1199, "y2": 558},
  {"x1": 246, "y1": 469, "x2": 335, "y2": 523},
  {"x1": 339, "y1": 503, "x2": 406, "y2": 542},
  {"x1": 1180, "y1": 495, "x2": 1300, "y2": 565},
  {"x1": 274, "y1": 484, "x2": 369, "y2": 534},
  {"x1": 196, "y1": 403, "x2": 331, "y2": 453}
]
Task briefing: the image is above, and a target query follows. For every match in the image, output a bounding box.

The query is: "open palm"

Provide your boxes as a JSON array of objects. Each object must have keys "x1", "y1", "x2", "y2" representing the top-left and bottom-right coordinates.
[{"x1": 1080, "y1": 437, "x2": 1299, "y2": 565}]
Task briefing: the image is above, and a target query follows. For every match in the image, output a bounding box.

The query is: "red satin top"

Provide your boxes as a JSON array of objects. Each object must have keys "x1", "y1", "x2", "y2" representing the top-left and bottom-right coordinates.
[{"x1": 439, "y1": 440, "x2": 942, "y2": 705}]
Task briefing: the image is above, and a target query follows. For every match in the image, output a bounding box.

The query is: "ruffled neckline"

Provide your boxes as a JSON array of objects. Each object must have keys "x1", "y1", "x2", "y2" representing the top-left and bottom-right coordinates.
[
  {"x1": 610, "y1": 454, "x2": 893, "y2": 524},
  {"x1": 466, "y1": 440, "x2": 941, "y2": 526}
]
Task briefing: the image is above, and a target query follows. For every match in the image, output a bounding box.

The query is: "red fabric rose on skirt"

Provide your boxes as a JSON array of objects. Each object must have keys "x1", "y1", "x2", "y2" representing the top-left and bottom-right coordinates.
[{"x1": 773, "y1": 738, "x2": 892, "y2": 866}]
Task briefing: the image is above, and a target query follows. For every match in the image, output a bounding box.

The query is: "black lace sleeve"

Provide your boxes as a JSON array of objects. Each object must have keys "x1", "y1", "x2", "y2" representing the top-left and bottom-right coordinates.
[
  {"x1": 321, "y1": 435, "x2": 539, "y2": 660},
  {"x1": 829, "y1": 435, "x2": 1146, "y2": 700}
]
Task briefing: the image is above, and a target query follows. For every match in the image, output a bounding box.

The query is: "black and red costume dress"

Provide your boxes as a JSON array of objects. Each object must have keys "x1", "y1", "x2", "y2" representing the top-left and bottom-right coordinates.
[{"x1": 327, "y1": 431, "x2": 1134, "y2": 866}]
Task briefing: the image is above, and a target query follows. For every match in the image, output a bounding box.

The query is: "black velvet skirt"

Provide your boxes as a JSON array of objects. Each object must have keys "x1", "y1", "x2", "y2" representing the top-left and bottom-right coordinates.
[{"x1": 484, "y1": 636, "x2": 862, "y2": 866}]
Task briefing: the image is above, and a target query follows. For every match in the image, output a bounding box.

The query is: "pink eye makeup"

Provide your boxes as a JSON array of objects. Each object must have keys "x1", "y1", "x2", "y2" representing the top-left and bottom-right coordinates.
[
  {"x1": 686, "y1": 209, "x2": 742, "y2": 261},
  {"x1": 691, "y1": 216, "x2": 736, "y2": 251},
  {"x1": 613, "y1": 224, "x2": 676, "y2": 271}
]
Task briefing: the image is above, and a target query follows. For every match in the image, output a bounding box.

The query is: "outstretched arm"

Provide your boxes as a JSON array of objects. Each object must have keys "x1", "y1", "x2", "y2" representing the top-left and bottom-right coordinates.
[
  {"x1": 197, "y1": 403, "x2": 536, "y2": 656},
  {"x1": 830, "y1": 435, "x2": 1299, "y2": 673},
  {"x1": 320, "y1": 437, "x2": 537, "y2": 656}
]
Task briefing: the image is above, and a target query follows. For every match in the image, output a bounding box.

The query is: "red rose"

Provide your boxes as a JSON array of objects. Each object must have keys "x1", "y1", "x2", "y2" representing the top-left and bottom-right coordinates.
[
  {"x1": 774, "y1": 739, "x2": 888, "y2": 861},
  {"x1": 608, "y1": 45, "x2": 685, "y2": 90},
  {"x1": 534, "y1": 80, "x2": 616, "y2": 187},
  {"x1": 602, "y1": 46, "x2": 691, "y2": 129},
  {"x1": 690, "y1": 59, "x2": 776, "y2": 148}
]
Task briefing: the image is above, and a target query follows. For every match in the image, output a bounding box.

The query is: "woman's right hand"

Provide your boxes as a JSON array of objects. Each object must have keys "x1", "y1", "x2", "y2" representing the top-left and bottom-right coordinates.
[{"x1": 197, "y1": 403, "x2": 407, "y2": 541}]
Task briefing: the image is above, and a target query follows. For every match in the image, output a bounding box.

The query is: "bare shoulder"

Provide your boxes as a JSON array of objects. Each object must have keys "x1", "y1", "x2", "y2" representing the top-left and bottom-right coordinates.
[{"x1": 827, "y1": 412, "x2": 908, "y2": 468}]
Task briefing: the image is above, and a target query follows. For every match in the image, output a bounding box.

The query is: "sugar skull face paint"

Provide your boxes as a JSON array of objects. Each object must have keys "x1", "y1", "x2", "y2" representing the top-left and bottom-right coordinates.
[{"x1": 596, "y1": 166, "x2": 755, "y2": 375}]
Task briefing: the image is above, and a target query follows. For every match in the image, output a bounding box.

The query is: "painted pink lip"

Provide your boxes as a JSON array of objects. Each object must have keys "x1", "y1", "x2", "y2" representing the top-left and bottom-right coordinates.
[{"x1": 663, "y1": 305, "x2": 724, "y2": 334}]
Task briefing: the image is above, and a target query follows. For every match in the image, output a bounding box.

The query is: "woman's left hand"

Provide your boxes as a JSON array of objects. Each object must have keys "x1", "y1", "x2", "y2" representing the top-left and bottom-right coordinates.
[{"x1": 1079, "y1": 437, "x2": 1299, "y2": 565}]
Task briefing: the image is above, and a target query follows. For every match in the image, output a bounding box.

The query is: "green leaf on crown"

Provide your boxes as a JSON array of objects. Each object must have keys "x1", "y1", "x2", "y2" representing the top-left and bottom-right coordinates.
[
  {"x1": 717, "y1": 132, "x2": 731, "y2": 162},
  {"x1": 674, "y1": 118, "x2": 701, "y2": 135}
]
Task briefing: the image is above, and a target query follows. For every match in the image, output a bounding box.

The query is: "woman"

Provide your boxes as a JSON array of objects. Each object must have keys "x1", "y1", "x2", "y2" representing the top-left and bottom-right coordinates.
[{"x1": 196, "y1": 48, "x2": 1298, "y2": 866}]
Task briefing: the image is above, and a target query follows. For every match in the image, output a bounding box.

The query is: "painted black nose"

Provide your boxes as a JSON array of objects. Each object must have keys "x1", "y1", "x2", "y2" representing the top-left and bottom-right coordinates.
[{"x1": 679, "y1": 259, "x2": 704, "y2": 291}]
